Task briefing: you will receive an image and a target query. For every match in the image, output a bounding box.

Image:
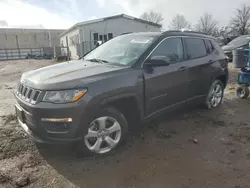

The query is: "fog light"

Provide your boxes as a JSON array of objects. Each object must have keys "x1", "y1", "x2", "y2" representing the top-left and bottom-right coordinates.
[
  {"x1": 41, "y1": 118, "x2": 72, "y2": 122},
  {"x1": 42, "y1": 122, "x2": 70, "y2": 133}
]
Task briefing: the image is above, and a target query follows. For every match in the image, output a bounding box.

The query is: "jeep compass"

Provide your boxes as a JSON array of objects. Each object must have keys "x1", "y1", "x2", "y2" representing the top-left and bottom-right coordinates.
[{"x1": 15, "y1": 31, "x2": 228, "y2": 155}]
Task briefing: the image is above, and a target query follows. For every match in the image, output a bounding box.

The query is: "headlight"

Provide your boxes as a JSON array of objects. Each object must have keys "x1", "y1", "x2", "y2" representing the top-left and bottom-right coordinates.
[{"x1": 43, "y1": 89, "x2": 87, "y2": 103}]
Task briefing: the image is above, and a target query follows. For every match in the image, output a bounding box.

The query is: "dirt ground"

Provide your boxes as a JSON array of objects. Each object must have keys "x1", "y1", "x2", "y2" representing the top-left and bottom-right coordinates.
[{"x1": 0, "y1": 60, "x2": 250, "y2": 188}]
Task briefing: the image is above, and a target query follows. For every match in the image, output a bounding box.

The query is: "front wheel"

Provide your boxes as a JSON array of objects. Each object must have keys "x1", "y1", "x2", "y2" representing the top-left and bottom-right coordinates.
[
  {"x1": 205, "y1": 80, "x2": 224, "y2": 109},
  {"x1": 78, "y1": 107, "x2": 128, "y2": 156}
]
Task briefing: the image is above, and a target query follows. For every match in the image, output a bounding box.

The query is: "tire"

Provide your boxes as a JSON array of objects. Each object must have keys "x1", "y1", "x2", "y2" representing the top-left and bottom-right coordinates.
[
  {"x1": 205, "y1": 80, "x2": 224, "y2": 109},
  {"x1": 236, "y1": 85, "x2": 249, "y2": 99},
  {"x1": 77, "y1": 107, "x2": 128, "y2": 156}
]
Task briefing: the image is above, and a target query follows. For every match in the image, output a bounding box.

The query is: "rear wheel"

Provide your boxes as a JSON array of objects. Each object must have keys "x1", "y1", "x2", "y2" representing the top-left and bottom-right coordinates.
[
  {"x1": 236, "y1": 85, "x2": 249, "y2": 99},
  {"x1": 78, "y1": 107, "x2": 128, "y2": 156},
  {"x1": 205, "y1": 80, "x2": 224, "y2": 109}
]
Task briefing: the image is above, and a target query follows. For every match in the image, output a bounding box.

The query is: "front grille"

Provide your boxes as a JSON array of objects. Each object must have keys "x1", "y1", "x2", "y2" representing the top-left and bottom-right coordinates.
[{"x1": 16, "y1": 83, "x2": 41, "y2": 104}]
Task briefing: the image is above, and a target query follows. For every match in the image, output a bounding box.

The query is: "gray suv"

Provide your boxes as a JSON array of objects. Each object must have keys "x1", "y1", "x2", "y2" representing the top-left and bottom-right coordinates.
[{"x1": 15, "y1": 31, "x2": 228, "y2": 155}]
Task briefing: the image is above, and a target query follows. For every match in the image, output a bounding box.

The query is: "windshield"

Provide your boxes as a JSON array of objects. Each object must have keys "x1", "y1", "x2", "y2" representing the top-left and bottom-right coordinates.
[
  {"x1": 228, "y1": 36, "x2": 250, "y2": 46},
  {"x1": 83, "y1": 35, "x2": 155, "y2": 66}
]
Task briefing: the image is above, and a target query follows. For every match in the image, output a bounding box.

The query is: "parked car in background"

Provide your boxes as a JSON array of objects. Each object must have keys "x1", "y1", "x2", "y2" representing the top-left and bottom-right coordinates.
[
  {"x1": 216, "y1": 36, "x2": 237, "y2": 47},
  {"x1": 222, "y1": 35, "x2": 250, "y2": 61},
  {"x1": 223, "y1": 36, "x2": 238, "y2": 45},
  {"x1": 14, "y1": 31, "x2": 228, "y2": 156},
  {"x1": 216, "y1": 37, "x2": 224, "y2": 46}
]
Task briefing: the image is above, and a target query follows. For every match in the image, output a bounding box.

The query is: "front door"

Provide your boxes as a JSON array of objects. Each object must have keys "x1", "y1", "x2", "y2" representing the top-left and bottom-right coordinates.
[{"x1": 143, "y1": 37, "x2": 190, "y2": 116}]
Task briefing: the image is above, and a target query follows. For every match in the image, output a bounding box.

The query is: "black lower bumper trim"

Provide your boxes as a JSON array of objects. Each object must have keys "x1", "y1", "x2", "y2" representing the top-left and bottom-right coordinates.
[{"x1": 17, "y1": 119, "x2": 82, "y2": 144}]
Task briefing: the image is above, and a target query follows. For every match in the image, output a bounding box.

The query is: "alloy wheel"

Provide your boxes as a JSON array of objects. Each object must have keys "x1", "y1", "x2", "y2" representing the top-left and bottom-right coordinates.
[
  {"x1": 84, "y1": 116, "x2": 122, "y2": 154},
  {"x1": 210, "y1": 84, "x2": 223, "y2": 107}
]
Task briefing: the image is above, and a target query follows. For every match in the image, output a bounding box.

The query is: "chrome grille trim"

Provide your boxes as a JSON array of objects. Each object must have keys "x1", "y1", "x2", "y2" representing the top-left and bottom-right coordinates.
[{"x1": 16, "y1": 83, "x2": 41, "y2": 104}]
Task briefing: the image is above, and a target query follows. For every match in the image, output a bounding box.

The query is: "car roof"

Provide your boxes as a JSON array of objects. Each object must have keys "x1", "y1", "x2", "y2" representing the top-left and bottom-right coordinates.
[
  {"x1": 162, "y1": 30, "x2": 215, "y2": 39},
  {"x1": 121, "y1": 32, "x2": 162, "y2": 37},
  {"x1": 122, "y1": 31, "x2": 216, "y2": 40}
]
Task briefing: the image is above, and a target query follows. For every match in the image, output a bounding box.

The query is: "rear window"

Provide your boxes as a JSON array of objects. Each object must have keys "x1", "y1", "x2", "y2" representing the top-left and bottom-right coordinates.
[{"x1": 184, "y1": 38, "x2": 207, "y2": 59}]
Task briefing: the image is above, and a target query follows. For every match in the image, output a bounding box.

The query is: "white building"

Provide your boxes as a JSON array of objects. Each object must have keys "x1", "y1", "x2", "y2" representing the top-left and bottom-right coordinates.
[{"x1": 60, "y1": 14, "x2": 162, "y2": 59}]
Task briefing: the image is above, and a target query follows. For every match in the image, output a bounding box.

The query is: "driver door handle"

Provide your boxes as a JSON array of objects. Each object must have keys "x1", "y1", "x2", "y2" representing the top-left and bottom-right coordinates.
[{"x1": 179, "y1": 66, "x2": 188, "y2": 71}]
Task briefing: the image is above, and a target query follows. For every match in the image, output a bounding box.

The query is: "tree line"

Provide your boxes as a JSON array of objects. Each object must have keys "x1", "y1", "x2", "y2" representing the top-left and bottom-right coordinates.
[{"x1": 140, "y1": 4, "x2": 250, "y2": 37}]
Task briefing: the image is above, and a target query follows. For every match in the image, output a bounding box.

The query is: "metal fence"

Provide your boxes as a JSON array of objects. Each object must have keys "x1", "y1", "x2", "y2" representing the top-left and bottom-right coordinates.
[
  {"x1": 0, "y1": 46, "x2": 69, "y2": 61},
  {"x1": 0, "y1": 48, "x2": 41, "y2": 60}
]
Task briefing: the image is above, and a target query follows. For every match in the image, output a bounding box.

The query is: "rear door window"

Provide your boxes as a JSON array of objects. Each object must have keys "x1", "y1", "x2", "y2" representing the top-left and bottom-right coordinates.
[{"x1": 184, "y1": 38, "x2": 207, "y2": 60}]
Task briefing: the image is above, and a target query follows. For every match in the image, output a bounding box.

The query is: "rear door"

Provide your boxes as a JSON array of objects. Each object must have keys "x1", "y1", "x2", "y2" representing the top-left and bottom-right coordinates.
[
  {"x1": 182, "y1": 37, "x2": 213, "y2": 98},
  {"x1": 143, "y1": 37, "x2": 190, "y2": 116}
]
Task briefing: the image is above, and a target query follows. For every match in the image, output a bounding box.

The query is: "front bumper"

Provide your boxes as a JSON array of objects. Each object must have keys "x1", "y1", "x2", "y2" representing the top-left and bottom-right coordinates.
[
  {"x1": 16, "y1": 117, "x2": 81, "y2": 144},
  {"x1": 14, "y1": 92, "x2": 93, "y2": 144}
]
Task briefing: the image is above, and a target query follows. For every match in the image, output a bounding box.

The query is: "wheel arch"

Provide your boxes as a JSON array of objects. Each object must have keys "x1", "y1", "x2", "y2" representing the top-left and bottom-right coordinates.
[
  {"x1": 216, "y1": 74, "x2": 228, "y2": 88},
  {"x1": 100, "y1": 93, "x2": 144, "y2": 127}
]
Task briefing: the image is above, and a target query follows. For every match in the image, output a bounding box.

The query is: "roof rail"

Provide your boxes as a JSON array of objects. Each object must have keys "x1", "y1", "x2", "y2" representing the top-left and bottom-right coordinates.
[
  {"x1": 163, "y1": 30, "x2": 208, "y2": 35},
  {"x1": 120, "y1": 32, "x2": 133, "y2": 35}
]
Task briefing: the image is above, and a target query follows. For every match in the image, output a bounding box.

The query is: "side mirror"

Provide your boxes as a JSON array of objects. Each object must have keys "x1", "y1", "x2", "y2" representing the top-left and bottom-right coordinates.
[{"x1": 145, "y1": 56, "x2": 170, "y2": 67}]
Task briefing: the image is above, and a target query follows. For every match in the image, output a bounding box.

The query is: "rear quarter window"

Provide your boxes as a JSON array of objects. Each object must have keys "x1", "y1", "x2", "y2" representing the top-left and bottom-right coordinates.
[
  {"x1": 211, "y1": 39, "x2": 226, "y2": 55},
  {"x1": 183, "y1": 38, "x2": 207, "y2": 60},
  {"x1": 205, "y1": 39, "x2": 215, "y2": 54}
]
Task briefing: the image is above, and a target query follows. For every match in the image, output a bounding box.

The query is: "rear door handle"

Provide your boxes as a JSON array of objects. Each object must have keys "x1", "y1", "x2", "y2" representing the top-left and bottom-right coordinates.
[{"x1": 179, "y1": 66, "x2": 188, "y2": 71}]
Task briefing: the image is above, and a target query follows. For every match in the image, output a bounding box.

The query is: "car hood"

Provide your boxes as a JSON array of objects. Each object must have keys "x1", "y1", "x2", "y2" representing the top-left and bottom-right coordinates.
[{"x1": 21, "y1": 60, "x2": 127, "y2": 90}]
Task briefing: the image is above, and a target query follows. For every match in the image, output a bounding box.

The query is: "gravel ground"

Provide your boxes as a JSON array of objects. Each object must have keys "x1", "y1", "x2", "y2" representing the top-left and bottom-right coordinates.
[{"x1": 0, "y1": 60, "x2": 250, "y2": 188}]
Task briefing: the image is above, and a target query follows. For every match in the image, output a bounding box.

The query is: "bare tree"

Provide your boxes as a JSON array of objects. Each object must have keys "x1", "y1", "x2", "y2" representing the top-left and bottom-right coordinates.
[
  {"x1": 230, "y1": 4, "x2": 250, "y2": 35},
  {"x1": 195, "y1": 13, "x2": 218, "y2": 35},
  {"x1": 140, "y1": 11, "x2": 164, "y2": 24},
  {"x1": 169, "y1": 14, "x2": 191, "y2": 30}
]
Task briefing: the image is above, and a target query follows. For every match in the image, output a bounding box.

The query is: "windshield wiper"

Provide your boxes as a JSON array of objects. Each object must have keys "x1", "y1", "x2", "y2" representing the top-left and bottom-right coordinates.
[{"x1": 85, "y1": 58, "x2": 109, "y2": 64}]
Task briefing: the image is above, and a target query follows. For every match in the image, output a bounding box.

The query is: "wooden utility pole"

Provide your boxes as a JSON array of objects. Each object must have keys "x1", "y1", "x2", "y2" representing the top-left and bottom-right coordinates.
[
  {"x1": 48, "y1": 30, "x2": 52, "y2": 47},
  {"x1": 66, "y1": 36, "x2": 70, "y2": 60},
  {"x1": 5, "y1": 48, "x2": 8, "y2": 60},
  {"x1": 16, "y1": 35, "x2": 21, "y2": 58}
]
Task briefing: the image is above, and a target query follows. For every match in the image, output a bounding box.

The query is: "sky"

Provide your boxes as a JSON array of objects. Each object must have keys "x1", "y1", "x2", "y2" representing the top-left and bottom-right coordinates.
[{"x1": 0, "y1": 0, "x2": 249, "y2": 30}]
